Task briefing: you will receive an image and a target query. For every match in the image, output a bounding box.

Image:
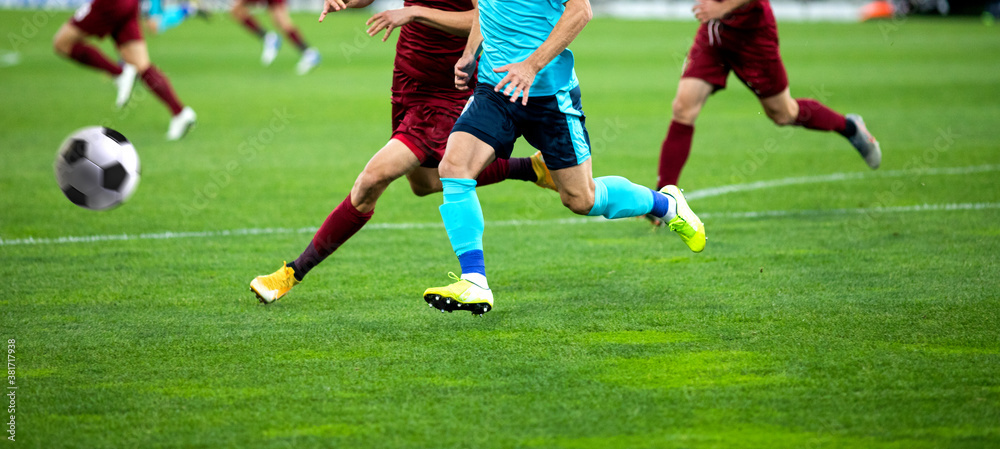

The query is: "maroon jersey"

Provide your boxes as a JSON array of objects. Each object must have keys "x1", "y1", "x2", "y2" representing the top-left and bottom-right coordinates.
[
  {"x1": 394, "y1": 0, "x2": 472, "y2": 91},
  {"x1": 720, "y1": 0, "x2": 775, "y2": 29}
]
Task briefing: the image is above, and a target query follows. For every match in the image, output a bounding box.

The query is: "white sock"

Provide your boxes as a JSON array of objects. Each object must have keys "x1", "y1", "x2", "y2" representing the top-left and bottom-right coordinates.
[
  {"x1": 661, "y1": 193, "x2": 678, "y2": 221},
  {"x1": 460, "y1": 273, "x2": 489, "y2": 290}
]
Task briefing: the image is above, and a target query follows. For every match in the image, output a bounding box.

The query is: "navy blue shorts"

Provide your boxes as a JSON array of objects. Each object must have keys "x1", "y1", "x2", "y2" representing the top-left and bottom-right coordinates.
[{"x1": 451, "y1": 84, "x2": 591, "y2": 170}]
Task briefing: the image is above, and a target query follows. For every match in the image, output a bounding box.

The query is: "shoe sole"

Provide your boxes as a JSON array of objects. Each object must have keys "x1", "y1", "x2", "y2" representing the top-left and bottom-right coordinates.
[
  {"x1": 424, "y1": 293, "x2": 492, "y2": 316},
  {"x1": 249, "y1": 281, "x2": 277, "y2": 304},
  {"x1": 169, "y1": 120, "x2": 195, "y2": 141}
]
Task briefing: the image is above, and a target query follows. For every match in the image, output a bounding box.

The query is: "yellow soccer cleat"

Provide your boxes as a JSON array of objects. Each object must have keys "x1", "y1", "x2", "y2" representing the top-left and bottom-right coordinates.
[
  {"x1": 530, "y1": 151, "x2": 558, "y2": 191},
  {"x1": 423, "y1": 272, "x2": 494, "y2": 316},
  {"x1": 660, "y1": 185, "x2": 706, "y2": 253},
  {"x1": 250, "y1": 262, "x2": 300, "y2": 304}
]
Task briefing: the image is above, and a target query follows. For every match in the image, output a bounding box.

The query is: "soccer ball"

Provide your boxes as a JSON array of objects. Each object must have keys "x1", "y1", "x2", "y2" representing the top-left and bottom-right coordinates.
[{"x1": 54, "y1": 127, "x2": 140, "y2": 210}]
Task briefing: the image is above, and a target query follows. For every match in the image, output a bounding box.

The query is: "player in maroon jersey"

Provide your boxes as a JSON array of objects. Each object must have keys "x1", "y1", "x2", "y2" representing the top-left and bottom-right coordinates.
[
  {"x1": 249, "y1": 0, "x2": 556, "y2": 303},
  {"x1": 53, "y1": 0, "x2": 196, "y2": 140},
  {"x1": 231, "y1": 0, "x2": 320, "y2": 74},
  {"x1": 653, "y1": 0, "x2": 882, "y2": 198}
]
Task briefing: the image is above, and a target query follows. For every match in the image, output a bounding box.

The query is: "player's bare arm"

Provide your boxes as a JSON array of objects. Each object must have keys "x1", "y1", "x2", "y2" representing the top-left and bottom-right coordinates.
[
  {"x1": 692, "y1": 0, "x2": 757, "y2": 22},
  {"x1": 367, "y1": 7, "x2": 475, "y2": 42},
  {"x1": 493, "y1": 0, "x2": 592, "y2": 105},
  {"x1": 454, "y1": 0, "x2": 483, "y2": 92},
  {"x1": 318, "y1": 0, "x2": 375, "y2": 22}
]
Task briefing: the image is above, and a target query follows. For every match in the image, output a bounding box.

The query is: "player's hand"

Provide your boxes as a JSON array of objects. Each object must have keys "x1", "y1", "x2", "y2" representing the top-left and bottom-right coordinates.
[
  {"x1": 366, "y1": 7, "x2": 417, "y2": 42},
  {"x1": 492, "y1": 61, "x2": 537, "y2": 106},
  {"x1": 454, "y1": 53, "x2": 476, "y2": 91},
  {"x1": 692, "y1": 0, "x2": 729, "y2": 22},
  {"x1": 319, "y1": 0, "x2": 348, "y2": 22}
]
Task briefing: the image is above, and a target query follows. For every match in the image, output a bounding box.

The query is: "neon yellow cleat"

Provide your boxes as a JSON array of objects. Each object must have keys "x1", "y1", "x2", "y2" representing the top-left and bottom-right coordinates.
[
  {"x1": 423, "y1": 272, "x2": 494, "y2": 316},
  {"x1": 660, "y1": 185, "x2": 706, "y2": 253},
  {"x1": 250, "y1": 262, "x2": 300, "y2": 304},
  {"x1": 530, "y1": 151, "x2": 558, "y2": 191}
]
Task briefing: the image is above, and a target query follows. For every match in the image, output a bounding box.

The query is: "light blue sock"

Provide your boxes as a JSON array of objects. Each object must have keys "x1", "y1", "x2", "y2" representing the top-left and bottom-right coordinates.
[
  {"x1": 587, "y1": 176, "x2": 655, "y2": 219},
  {"x1": 439, "y1": 178, "x2": 484, "y2": 258}
]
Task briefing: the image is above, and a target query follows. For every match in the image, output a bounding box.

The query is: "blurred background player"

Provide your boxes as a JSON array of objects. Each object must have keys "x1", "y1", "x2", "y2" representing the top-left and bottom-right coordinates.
[
  {"x1": 231, "y1": 0, "x2": 320, "y2": 74},
  {"x1": 145, "y1": 0, "x2": 210, "y2": 35},
  {"x1": 53, "y1": 0, "x2": 197, "y2": 140},
  {"x1": 654, "y1": 0, "x2": 882, "y2": 196},
  {"x1": 421, "y1": 0, "x2": 705, "y2": 316},
  {"x1": 249, "y1": 0, "x2": 556, "y2": 304}
]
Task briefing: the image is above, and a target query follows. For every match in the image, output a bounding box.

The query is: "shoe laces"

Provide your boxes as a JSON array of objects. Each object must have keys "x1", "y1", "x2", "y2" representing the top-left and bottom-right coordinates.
[
  {"x1": 669, "y1": 216, "x2": 696, "y2": 237},
  {"x1": 260, "y1": 262, "x2": 295, "y2": 289}
]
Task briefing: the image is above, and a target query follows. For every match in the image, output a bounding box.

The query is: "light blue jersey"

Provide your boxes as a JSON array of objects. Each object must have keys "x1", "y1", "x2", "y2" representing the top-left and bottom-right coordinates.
[{"x1": 477, "y1": 0, "x2": 579, "y2": 97}]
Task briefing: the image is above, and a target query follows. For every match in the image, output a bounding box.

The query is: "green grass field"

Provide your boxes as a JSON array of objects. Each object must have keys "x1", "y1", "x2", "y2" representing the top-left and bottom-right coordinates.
[{"x1": 2, "y1": 9, "x2": 999, "y2": 448}]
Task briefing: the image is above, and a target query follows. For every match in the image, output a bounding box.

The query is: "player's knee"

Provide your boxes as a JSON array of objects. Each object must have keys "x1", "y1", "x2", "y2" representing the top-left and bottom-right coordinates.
[
  {"x1": 560, "y1": 192, "x2": 595, "y2": 216},
  {"x1": 438, "y1": 159, "x2": 466, "y2": 179},
  {"x1": 353, "y1": 170, "x2": 387, "y2": 197},
  {"x1": 53, "y1": 34, "x2": 72, "y2": 56},
  {"x1": 767, "y1": 110, "x2": 796, "y2": 126},
  {"x1": 671, "y1": 97, "x2": 699, "y2": 124}
]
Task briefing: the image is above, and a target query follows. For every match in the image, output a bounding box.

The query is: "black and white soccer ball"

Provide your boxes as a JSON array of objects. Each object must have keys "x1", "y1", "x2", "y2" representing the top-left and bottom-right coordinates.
[{"x1": 54, "y1": 127, "x2": 140, "y2": 210}]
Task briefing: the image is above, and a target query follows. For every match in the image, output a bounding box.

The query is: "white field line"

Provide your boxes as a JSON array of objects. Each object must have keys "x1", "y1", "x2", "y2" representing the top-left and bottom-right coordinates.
[
  {"x1": 685, "y1": 164, "x2": 1000, "y2": 200},
  {"x1": 0, "y1": 51, "x2": 20, "y2": 68},
  {"x1": 2, "y1": 164, "x2": 998, "y2": 247},
  {"x1": 2, "y1": 202, "x2": 998, "y2": 247}
]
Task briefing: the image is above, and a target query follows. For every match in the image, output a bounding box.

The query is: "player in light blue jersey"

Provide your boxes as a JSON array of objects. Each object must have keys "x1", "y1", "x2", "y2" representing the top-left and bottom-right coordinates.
[
  {"x1": 145, "y1": 0, "x2": 210, "y2": 35},
  {"x1": 474, "y1": 0, "x2": 579, "y2": 98},
  {"x1": 422, "y1": 0, "x2": 708, "y2": 315}
]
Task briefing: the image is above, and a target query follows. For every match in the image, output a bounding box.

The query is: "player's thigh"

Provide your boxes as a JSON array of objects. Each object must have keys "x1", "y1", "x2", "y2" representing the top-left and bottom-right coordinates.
[
  {"x1": 117, "y1": 39, "x2": 150, "y2": 71},
  {"x1": 550, "y1": 159, "x2": 596, "y2": 215},
  {"x1": 231, "y1": 0, "x2": 251, "y2": 18},
  {"x1": 53, "y1": 22, "x2": 86, "y2": 54},
  {"x1": 439, "y1": 132, "x2": 497, "y2": 179},
  {"x1": 672, "y1": 77, "x2": 714, "y2": 124},
  {"x1": 445, "y1": 85, "x2": 518, "y2": 179},
  {"x1": 268, "y1": 3, "x2": 293, "y2": 29},
  {"x1": 356, "y1": 139, "x2": 421, "y2": 190}
]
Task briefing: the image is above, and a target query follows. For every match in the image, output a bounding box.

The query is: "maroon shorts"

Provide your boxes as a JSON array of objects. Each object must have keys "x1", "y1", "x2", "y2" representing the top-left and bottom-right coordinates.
[
  {"x1": 391, "y1": 70, "x2": 470, "y2": 168},
  {"x1": 70, "y1": 0, "x2": 143, "y2": 45},
  {"x1": 682, "y1": 20, "x2": 788, "y2": 98}
]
